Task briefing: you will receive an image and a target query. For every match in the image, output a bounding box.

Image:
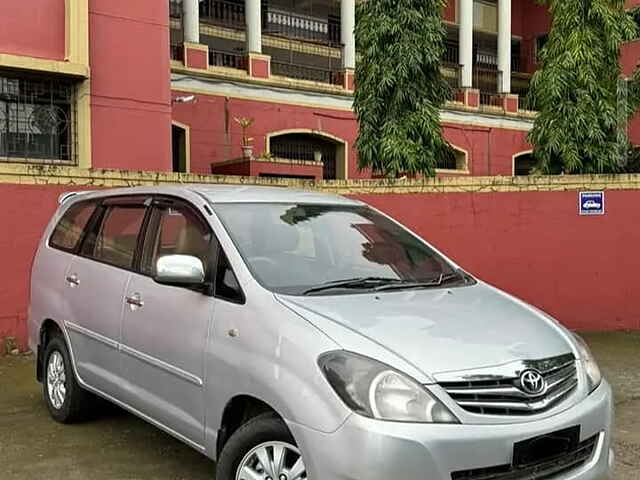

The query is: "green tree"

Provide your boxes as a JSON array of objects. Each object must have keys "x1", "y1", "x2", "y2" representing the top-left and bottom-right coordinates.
[
  {"x1": 353, "y1": 0, "x2": 452, "y2": 177},
  {"x1": 527, "y1": 0, "x2": 639, "y2": 174}
]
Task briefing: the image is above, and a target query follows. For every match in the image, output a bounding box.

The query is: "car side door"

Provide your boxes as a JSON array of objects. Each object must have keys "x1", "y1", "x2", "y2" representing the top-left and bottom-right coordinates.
[
  {"x1": 119, "y1": 197, "x2": 215, "y2": 447},
  {"x1": 63, "y1": 196, "x2": 150, "y2": 399}
]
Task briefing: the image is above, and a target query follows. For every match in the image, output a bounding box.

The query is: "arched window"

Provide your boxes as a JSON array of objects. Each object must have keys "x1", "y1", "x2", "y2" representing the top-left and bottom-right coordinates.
[
  {"x1": 268, "y1": 131, "x2": 345, "y2": 179},
  {"x1": 437, "y1": 146, "x2": 468, "y2": 171},
  {"x1": 514, "y1": 151, "x2": 535, "y2": 176}
]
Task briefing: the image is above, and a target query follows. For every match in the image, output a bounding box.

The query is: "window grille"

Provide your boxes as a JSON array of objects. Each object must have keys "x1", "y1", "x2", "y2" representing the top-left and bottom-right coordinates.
[{"x1": 0, "y1": 73, "x2": 76, "y2": 164}]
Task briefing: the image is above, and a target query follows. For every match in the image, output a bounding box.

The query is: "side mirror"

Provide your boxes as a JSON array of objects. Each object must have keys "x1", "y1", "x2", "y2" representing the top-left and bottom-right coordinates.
[{"x1": 155, "y1": 255, "x2": 205, "y2": 286}]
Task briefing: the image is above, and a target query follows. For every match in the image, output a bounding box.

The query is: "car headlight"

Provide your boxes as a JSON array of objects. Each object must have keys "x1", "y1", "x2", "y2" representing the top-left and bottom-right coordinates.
[
  {"x1": 318, "y1": 351, "x2": 459, "y2": 423},
  {"x1": 573, "y1": 334, "x2": 602, "y2": 393}
]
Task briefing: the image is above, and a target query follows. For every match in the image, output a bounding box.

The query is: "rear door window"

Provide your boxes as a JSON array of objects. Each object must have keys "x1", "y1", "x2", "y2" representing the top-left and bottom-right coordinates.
[
  {"x1": 87, "y1": 205, "x2": 147, "y2": 270},
  {"x1": 49, "y1": 201, "x2": 97, "y2": 252}
]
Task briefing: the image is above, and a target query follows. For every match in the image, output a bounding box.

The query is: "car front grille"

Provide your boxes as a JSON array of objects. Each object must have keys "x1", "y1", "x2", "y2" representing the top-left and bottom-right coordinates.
[
  {"x1": 450, "y1": 433, "x2": 599, "y2": 480},
  {"x1": 438, "y1": 354, "x2": 578, "y2": 416}
]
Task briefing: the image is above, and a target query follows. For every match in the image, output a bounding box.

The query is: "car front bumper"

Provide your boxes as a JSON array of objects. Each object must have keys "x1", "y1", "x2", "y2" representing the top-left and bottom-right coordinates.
[{"x1": 287, "y1": 380, "x2": 614, "y2": 480}]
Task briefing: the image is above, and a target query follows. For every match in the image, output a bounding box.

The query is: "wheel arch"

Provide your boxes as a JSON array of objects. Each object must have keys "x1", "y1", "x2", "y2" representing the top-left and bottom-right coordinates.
[
  {"x1": 216, "y1": 394, "x2": 283, "y2": 458},
  {"x1": 37, "y1": 318, "x2": 64, "y2": 382}
]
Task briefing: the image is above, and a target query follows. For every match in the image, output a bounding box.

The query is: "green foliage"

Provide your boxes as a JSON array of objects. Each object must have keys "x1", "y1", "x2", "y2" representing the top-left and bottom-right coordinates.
[
  {"x1": 353, "y1": 0, "x2": 452, "y2": 177},
  {"x1": 527, "y1": 0, "x2": 639, "y2": 174}
]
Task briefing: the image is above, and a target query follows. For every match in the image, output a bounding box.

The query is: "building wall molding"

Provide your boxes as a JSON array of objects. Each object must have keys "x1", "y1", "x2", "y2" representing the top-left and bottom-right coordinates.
[
  {"x1": 65, "y1": 0, "x2": 90, "y2": 67},
  {"x1": 0, "y1": 53, "x2": 89, "y2": 78},
  {"x1": 171, "y1": 74, "x2": 536, "y2": 131},
  {"x1": 1, "y1": 164, "x2": 640, "y2": 195}
]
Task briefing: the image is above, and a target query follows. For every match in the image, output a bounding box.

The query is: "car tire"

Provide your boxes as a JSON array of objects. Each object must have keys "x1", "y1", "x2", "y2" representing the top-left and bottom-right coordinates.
[
  {"x1": 43, "y1": 333, "x2": 91, "y2": 423},
  {"x1": 216, "y1": 413, "x2": 308, "y2": 480}
]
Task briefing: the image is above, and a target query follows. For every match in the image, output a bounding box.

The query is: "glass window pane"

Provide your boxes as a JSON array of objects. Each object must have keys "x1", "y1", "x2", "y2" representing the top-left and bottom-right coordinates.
[
  {"x1": 49, "y1": 202, "x2": 96, "y2": 251},
  {"x1": 214, "y1": 203, "x2": 457, "y2": 295},
  {"x1": 92, "y1": 206, "x2": 146, "y2": 269},
  {"x1": 150, "y1": 206, "x2": 212, "y2": 274}
]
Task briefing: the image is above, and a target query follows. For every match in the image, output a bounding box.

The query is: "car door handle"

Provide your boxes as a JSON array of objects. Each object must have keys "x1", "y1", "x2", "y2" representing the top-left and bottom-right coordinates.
[
  {"x1": 65, "y1": 274, "x2": 80, "y2": 287},
  {"x1": 125, "y1": 293, "x2": 144, "y2": 309}
]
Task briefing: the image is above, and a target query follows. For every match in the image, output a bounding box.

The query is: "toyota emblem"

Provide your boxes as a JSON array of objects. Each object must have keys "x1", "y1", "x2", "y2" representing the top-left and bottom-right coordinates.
[{"x1": 520, "y1": 369, "x2": 546, "y2": 395}]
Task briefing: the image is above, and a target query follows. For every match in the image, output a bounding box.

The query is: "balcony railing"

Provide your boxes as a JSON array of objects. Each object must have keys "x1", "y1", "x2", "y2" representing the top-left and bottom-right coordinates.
[
  {"x1": 209, "y1": 49, "x2": 247, "y2": 70},
  {"x1": 271, "y1": 61, "x2": 340, "y2": 85},
  {"x1": 170, "y1": 0, "x2": 182, "y2": 18},
  {"x1": 170, "y1": 44, "x2": 184, "y2": 61},
  {"x1": 443, "y1": 42, "x2": 460, "y2": 67},
  {"x1": 265, "y1": 9, "x2": 340, "y2": 46},
  {"x1": 200, "y1": 0, "x2": 246, "y2": 29}
]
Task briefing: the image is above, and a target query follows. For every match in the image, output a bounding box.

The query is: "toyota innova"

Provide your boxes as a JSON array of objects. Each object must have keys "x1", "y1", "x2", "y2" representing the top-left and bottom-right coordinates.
[{"x1": 29, "y1": 185, "x2": 614, "y2": 480}]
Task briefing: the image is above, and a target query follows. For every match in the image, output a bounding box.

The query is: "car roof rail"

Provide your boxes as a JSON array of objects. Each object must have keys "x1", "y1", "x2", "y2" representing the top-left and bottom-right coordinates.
[{"x1": 58, "y1": 191, "x2": 94, "y2": 205}]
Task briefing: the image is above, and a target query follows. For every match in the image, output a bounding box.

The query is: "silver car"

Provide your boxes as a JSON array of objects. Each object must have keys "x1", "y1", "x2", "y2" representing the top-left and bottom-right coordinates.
[{"x1": 29, "y1": 185, "x2": 614, "y2": 480}]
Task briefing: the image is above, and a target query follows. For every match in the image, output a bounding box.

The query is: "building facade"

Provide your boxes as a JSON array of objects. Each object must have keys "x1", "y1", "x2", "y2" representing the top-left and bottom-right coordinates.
[{"x1": 0, "y1": 1, "x2": 639, "y2": 180}]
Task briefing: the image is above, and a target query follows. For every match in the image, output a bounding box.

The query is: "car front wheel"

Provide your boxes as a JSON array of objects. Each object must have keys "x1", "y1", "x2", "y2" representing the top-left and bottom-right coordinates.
[{"x1": 216, "y1": 414, "x2": 308, "y2": 480}]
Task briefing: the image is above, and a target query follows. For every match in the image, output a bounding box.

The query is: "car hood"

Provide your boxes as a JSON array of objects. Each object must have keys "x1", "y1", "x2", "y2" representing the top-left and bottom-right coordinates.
[{"x1": 276, "y1": 282, "x2": 574, "y2": 379}]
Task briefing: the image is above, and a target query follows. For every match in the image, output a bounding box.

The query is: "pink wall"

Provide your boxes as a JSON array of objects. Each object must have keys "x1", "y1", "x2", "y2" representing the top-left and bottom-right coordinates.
[
  {"x1": 352, "y1": 190, "x2": 640, "y2": 332},
  {"x1": 0, "y1": 185, "x2": 91, "y2": 349},
  {"x1": 89, "y1": 0, "x2": 172, "y2": 171},
  {"x1": 171, "y1": 92, "x2": 363, "y2": 177},
  {"x1": 0, "y1": 0, "x2": 65, "y2": 60},
  {"x1": 1, "y1": 183, "x2": 638, "y2": 349},
  {"x1": 172, "y1": 92, "x2": 531, "y2": 178},
  {"x1": 443, "y1": 122, "x2": 531, "y2": 176},
  {"x1": 443, "y1": 1, "x2": 456, "y2": 23},
  {"x1": 517, "y1": 0, "x2": 552, "y2": 73},
  {"x1": 620, "y1": 39, "x2": 640, "y2": 77}
]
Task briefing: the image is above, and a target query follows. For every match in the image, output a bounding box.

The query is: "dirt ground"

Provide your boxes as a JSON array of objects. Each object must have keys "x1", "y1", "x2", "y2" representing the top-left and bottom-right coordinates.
[{"x1": 1, "y1": 332, "x2": 639, "y2": 480}]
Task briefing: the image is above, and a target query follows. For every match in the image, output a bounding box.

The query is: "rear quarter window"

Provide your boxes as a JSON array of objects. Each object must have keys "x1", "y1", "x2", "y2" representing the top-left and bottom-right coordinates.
[{"x1": 49, "y1": 201, "x2": 96, "y2": 252}]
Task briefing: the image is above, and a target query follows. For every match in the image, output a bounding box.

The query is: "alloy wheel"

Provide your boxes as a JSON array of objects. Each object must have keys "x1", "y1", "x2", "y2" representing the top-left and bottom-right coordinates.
[
  {"x1": 235, "y1": 441, "x2": 307, "y2": 480},
  {"x1": 46, "y1": 350, "x2": 67, "y2": 409}
]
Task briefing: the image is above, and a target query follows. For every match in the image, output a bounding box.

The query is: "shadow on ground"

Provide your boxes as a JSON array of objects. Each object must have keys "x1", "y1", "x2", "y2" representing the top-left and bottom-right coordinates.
[{"x1": 1, "y1": 331, "x2": 639, "y2": 479}]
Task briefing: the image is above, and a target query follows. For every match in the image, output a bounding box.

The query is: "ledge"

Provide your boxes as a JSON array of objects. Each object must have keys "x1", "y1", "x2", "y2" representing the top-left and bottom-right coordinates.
[
  {"x1": 1, "y1": 164, "x2": 640, "y2": 194},
  {"x1": 0, "y1": 53, "x2": 90, "y2": 78}
]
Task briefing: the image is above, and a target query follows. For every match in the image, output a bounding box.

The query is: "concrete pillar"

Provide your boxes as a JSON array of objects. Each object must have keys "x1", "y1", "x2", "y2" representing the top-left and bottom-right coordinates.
[
  {"x1": 459, "y1": 0, "x2": 473, "y2": 88},
  {"x1": 341, "y1": 0, "x2": 356, "y2": 70},
  {"x1": 246, "y1": 0, "x2": 262, "y2": 53},
  {"x1": 183, "y1": 0, "x2": 200, "y2": 44},
  {"x1": 498, "y1": 0, "x2": 512, "y2": 93}
]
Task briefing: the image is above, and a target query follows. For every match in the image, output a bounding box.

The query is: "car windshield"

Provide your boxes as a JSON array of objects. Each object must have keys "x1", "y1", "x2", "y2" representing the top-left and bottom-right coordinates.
[{"x1": 214, "y1": 203, "x2": 467, "y2": 296}]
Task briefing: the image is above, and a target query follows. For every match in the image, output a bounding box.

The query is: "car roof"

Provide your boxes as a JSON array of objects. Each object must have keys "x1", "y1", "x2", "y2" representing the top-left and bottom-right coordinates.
[{"x1": 62, "y1": 184, "x2": 362, "y2": 207}]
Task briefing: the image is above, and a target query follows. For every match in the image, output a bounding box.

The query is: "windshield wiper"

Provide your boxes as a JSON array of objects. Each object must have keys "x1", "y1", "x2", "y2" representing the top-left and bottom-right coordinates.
[
  {"x1": 302, "y1": 277, "x2": 404, "y2": 295},
  {"x1": 373, "y1": 272, "x2": 464, "y2": 292}
]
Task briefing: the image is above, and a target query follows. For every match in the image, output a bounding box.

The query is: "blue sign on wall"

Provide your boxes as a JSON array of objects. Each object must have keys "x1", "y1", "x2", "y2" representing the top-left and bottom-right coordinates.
[{"x1": 579, "y1": 191, "x2": 605, "y2": 216}]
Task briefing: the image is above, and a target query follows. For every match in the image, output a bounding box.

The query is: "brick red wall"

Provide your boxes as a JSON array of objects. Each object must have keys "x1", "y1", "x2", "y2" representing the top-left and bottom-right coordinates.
[
  {"x1": 0, "y1": 185, "x2": 92, "y2": 349},
  {"x1": 1, "y1": 182, "x2": 638, "y2": 349},
  {"x1": 89, "y1": 0, "x2": 172, "y2": 171},
  {"x1": 352, "y1": 190, "x2": 640, "y2": 332},
  {"x1": 171, "y1": 92, "x2": 532, "y2": 178},
  {"x1": 171, "y1": 92, "x2": 363, "y2": 178},
  {"x1": 0, "y1": 0, "x2": 65, "y2": 60}
]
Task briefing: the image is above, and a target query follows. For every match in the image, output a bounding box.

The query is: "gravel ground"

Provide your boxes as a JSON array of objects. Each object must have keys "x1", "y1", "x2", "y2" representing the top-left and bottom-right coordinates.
[{"x1": 0, "y1": 331, "x2": 638, "y2": 479}]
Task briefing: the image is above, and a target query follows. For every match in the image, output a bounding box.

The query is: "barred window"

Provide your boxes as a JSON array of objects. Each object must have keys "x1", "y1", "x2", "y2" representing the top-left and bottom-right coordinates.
[{"x1": 0, "y1": 73, "x2": 76, "y2": 164}]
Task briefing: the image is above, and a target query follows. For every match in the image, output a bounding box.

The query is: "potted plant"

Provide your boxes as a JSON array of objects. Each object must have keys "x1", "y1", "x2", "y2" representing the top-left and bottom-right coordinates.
[{"x1": 234, "y1": 117, "x2": 254, "y2": 159}]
